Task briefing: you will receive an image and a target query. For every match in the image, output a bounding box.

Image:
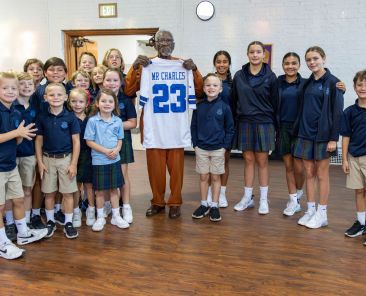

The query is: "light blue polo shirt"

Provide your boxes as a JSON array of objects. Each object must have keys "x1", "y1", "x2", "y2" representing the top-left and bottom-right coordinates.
[{"x1": 84, "y1": 112, "x2": 124, "y2": 165}]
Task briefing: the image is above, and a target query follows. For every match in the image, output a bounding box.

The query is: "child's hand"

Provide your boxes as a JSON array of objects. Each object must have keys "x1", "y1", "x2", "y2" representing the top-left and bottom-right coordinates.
[
  {"x1": 16, "y1": 121, "x2": 37, "y2": 140},
  {"x1": 342, "y1": 160, "x2": 350, "y2": 174},
  {"x1": 326, "y1": 141, "x2": 337, "y2": 152},
  {"x1": 38, "y1": 162, "x2": 48, "y2": 180},
  {"x1": 67, "y1": 164, "x2": 77, "y2": 179},
  {"x1": 107, "y1": 147, "x2": 119, "y2": 160}
]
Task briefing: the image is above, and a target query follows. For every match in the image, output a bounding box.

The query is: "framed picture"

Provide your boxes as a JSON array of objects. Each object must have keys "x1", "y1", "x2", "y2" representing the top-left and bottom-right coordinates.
[{"x1": 263, "y1": 44, "x2": 273, "y2": 68}]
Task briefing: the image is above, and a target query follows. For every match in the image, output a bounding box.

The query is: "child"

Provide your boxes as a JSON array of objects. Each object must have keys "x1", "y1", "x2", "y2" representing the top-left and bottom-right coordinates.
[
  {"x1": 0, "y1": 72, "x2": 47, "y2": 260},
  {"x1": 292, "y1": 46, "x2": 344, "y2": 229},
  {"x1": 68, "y1": 88, "x2": 94, "y2": 227},
  {"x1": 78, "y1": 52, "x2": 97, "y2": 75},
  {"x1": 91, "y1": 65, "x2": 107, "y2": 101},
  {"x1": 102, "y1": 48, "x2": 125, "y2": 73},
  {"x1": 191, "y1": 73, "x2": 235, "y2": 222},
  {"x1": 35, "y1": 83, "x2": 80, "y2": 239},
  {"x1": 342, "y1": 70, "x2": 366, "y2": 243},
  {"x1": 84, "y1": 88, "x2": 129, "y2": 231},
  {"x1": 23, "y1": 58, "x2": 44, "y2": 88},
  {"x1": 70, "y1": 70, "x2": 92, "y2": 104},
  {"x1": 102, "y1": 68, "x2": 137, "y2": 223}
]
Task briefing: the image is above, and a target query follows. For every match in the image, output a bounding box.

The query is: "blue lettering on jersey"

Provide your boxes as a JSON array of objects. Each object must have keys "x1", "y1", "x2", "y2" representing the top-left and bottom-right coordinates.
[{"x1": 153, "y1": 83, "x2": 187, "y2": 114}]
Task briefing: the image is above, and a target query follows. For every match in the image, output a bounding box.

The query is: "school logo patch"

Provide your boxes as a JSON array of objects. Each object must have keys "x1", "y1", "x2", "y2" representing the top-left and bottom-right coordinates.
[
  {"x1": 216, "y1": 109, "x2": 223, "y2": 116},
  {"x1": 118, "y1": 102, "x2": 125, "y2": 110},
  {"x1": 61, "y1": 121, "x2": 68, "y2": 129},
  {"x1": 30, "y1": 110, "x2": 36, "y2": 118},
  {"x1": 14, "y1": 119, "x2": 20, "y2": 128},
  {"x1": 113, "y1": 127, "x2": 119, "y2": 133},
  {"x1": 318, "y1": 85, "x2": 323, "y2": 91},
  {"x1": 325, "y1": 87, "x2": 330, "y2": 95}
]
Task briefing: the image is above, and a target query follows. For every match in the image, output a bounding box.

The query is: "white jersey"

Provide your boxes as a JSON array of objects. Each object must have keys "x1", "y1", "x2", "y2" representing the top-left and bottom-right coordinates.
[{"x1": 139, "y1": 57, "x2": 196, "y2": 149}]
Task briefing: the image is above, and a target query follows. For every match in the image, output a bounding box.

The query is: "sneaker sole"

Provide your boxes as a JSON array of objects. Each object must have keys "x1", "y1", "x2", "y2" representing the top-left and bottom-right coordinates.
[
  {"x1": 234, "y1": 204, "x2": 254, "y2": 212},
  {"x1": 345, "y1": 230, "x2": 364, "y2": 238},
  {"x1": 0, "y1": 249, "x2": 25, "y2": 260},
  {"x1": 219, "y1": 203, "x2": 228, "y2": 208},
  {"x1": 17, "y1": 230, "x2": 48, "y2": 245},
  {"x1": 283, "y1": 207, "x2": 301, "y2": 217},
  {"x1": 63, "y1": 229, "x2": 79, "y2": 239},
  {"x1": 209, "y1": 217, "x2": 222, "y2": 222},
  {"x1": 111, "y1": 220, "x2": 129, "y2": 229},
  {"x1": 305, "y1": 222, "x2": 328, "y2": 229},
  {"x1": 258, "y1": 210, "x2": 269, "y2": 215},
  {"x1": 192, "y1": 210, "x2": 210, "y2": 219},
  {"x1": 55, "y1": 220, "x2": 65, "y2": 226}
]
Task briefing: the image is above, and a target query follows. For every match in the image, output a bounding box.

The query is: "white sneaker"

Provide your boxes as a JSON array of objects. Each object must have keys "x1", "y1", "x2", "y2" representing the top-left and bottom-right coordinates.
[
  {"x1": 111, "y1": 215, "x2": 129, "y2": 229},
  {"x1": 283, "y1": 197, "x2": 301, "y2": 216},
  {"x1": 219, "y1": 192, "x2": 228, "y2": 208},
  {"x1": 207, "y1": 187, "x2": 213, "y2": 207},
  {"x1": 92, "y1": 217, "x2": 106, "y2": 232},
  {"x1": 103, "y1": 202, "x2": 112, "y2": 218},
  {"x1": 72, "y1": 211, "x2": 82, "y2": 228},
  {"x1": 17, "y1": 228, "x2": 48, "y2": 245},
  {"x1": 86, "y1": 208, "x2": 96, "y2": 226},
  {"x1": 258, "y1": 199, "x2": 269, "y2": 215},
  {"x1": 0, "y1": 241, "x2": 25, "y2": 260},
  {"x1": 297, "y1": 190, "x2": 304, "y2": 201},
  {"x1": 122, "y1": 206, "x2": 133, "y2": 224},
  {"x1": 234, "y1": 196, "x2": 255, "y2": 211},
  {"x1": 305, "y1": 210, "x2": 328, "y2": 229},
  {"x1": 298, "y1": 210, "x2": 316, "y2": 226}
]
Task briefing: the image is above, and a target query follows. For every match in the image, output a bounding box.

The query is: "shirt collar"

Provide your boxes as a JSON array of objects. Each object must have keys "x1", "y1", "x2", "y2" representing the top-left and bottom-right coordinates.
[{"x1": 96, "y1": 112, "x2": 117, "y2": 123}]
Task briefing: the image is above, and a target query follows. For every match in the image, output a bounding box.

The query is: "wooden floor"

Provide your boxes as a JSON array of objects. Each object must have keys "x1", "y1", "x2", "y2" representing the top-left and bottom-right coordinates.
[{"x1": 2, "y1": 151, "x2": 366, "y2": 295}]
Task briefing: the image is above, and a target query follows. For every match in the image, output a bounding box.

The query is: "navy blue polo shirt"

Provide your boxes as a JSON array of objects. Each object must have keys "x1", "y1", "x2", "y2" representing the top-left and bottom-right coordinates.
[
  {"x1": 279, "y1": 80, "x2": 299, "y2": 123},
  {"x1": 247, "y1": 65, "x2": 266, "y2": 87},
  {"x1": 0, "y1": 102, "x2": 22, "y2": 172},
  {"x1": 117, "y1": 91, "x2": 137, "y2": 140},
  {"x1": 298, "y1": 78, "x2": 324, "y2": 140},
  {"x1": 341, "y1": 101, "x2": 366, "y2": 157},
  {"x1": 77, "y1": 116, "x2": 90, "y2": 152},
  {"x1": 36, "y1": 107, "x2": 80, "y2": 154},
  {"x1": 14, "y1": 99, "x2": 37, "y2": 157}
]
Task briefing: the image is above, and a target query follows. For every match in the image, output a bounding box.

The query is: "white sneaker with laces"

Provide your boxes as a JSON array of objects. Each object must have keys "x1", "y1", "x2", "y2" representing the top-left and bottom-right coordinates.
[
  {"x1": 86, "y1": 208, "x2": 96, "y2": 226},
  {"x1": 258, "y1": 199, "x2": 269, "y2": 215},
  {"x1": 234, "y1": 196, "x2": 255, "y2": 211},
  {"x1": 103, "y1": 203, "x2": 112, "y2": 218},
  {"x1": 111, "y1": 215, "x2": 129, "y2": 229},
  {"x1": 17, "y1": 228, "x2": 48, "y2": 245},
  {"x1": 122, "y1": 206, "x2": 133, "y2": 224},
  {"x1": 92, "y1": 217, "x2": 106, "y2": 232},
  {"x1": 298, "y1": 210, "x2": 316, "y2": 226},
  {"x1": 0, "y1": 241, "x2": 25, "y2": 260},
  {"x1": 219, "y1": 192, "x2": 228, "y2": 208},
  {"x1": 283, "y1": 197, "x2": 301, "y2": 216},
  {"x1": 207, "y1": 187, "x2": 213, "y2": 207},
  {"x1": 72, "y1": 211, "x2": 82, "y2": 228},
  {"x1": 305, "y1": 210, "x2": 328, "y2": 229}
]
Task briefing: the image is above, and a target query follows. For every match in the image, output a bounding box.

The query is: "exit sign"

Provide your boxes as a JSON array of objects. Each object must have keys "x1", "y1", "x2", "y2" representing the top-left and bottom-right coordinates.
[{"x1": 99, "y1": 3, "x2": 118, "y2": 18}]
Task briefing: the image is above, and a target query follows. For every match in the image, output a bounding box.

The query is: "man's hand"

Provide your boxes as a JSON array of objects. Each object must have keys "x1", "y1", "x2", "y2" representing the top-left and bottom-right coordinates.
[
  {"x1": 183, "y1": 59, "x2": 197, "y2": 71},
  {"x1": 133, "y1": 55, "x2": 150, "y2": 70}
]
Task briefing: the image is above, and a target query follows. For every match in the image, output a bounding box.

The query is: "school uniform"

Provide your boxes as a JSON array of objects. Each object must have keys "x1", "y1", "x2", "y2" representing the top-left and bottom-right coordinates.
[
  {"x1": 76, "y1": 116, "x2": 93, "y2": 184},
  {"x1": 292, "y1": 69, "x2": 344, "y2": 160},
  {"x1": 36, "y1": 107, "x2": 80, "y2": 194},
  {"x1": 232, "y1": 63, "x2": 279, "y2": 152}
]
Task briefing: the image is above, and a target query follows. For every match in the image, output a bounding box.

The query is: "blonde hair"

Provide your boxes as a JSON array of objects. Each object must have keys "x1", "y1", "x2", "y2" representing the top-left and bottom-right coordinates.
[
  {"x1": 71, "y1": 69, "x2": 91, "y2": 84},
  {"x1": 17, "y1": 72, "x2": 34, "y2": 82},
  {"x1": 0, "y1": 71, "x2": 19, "y2": 85},
  {"x1": 45, "y1": 82, "x2": 66, "y2": 95},
  {"x1": 102, "y1": 48, "x2": 125, "y2": 71},
  {"x1": 68, "y1": 88, "x2": 89, "y2": 112}
]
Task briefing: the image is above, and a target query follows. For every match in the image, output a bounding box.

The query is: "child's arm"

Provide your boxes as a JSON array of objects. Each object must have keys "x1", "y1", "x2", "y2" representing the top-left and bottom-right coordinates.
[
  {"x1": 35, "y1": 135, "x2": 47, "y2": 179},
  {"x1": 342, "y1": 136, "x2": 350, "y2": 174},
  {"x1": 0, "y1": 121, "x2": 37, "y2": 144},
  {"x1": 67, "y1": 134, "x2": 80, "y2": 179},
  {"x1": 86, "y1": 140, "x2": 110, "y2": 155},
  {"x1": 123, "y1": 118, "x2": 137, "y2": 130}
]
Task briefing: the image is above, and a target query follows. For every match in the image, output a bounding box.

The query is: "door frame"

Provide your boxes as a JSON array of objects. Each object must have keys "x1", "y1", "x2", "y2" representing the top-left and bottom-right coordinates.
[{"x1": 63, "y1": 28, "x2": 159, "y2": 78}]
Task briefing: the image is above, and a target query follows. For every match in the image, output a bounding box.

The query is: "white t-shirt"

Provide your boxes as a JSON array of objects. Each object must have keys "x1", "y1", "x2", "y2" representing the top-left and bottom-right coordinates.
[{"x1": 139, "y1": 57, "x2": 196, "y2": 148}]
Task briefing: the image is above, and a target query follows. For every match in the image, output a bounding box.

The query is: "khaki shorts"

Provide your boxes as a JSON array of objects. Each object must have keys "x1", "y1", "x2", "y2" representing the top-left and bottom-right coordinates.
[
  {"x1": 0, "y1": 167, "x2": 24, "y2": 205},
  {"x1": 16, "y1": 156, "x2": 36, "y2": 187},
  {"x1": 347, "y1": 154, "x2": 366, "y2": 189},
  {"x1": 195, "y1": 147, "x2": 225, "y2": 175},
  {"x1": 41, "y1": 154, "x2": 78, "y2": 194}
]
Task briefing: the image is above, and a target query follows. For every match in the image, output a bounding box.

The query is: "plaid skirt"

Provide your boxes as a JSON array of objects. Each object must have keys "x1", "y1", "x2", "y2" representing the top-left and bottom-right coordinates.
[
  {"x1": 119, "y1": 133, "x2": 134, "y2": 164},
  {"x1": 277, "y1": 122, "x2": 295, "y2": 156},
  {"x1": 92, "y1": 161, "x2": 124, "y2": 191},
  {"x1": 292, "y1": 137, "x2": 337, "y2": 160},
  {"x1": 234, "y1": 122, "x2": 275, "y2": 152},
  {"x1": 77, "y1": 149, "x2": 93, "y2": 183}
]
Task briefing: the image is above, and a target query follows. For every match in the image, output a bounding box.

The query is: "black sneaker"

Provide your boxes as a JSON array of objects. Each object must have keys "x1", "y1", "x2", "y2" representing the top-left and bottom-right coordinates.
[
  {"x1": 64, "y1": 222, "x2": 78, "y2": 239},
  {"x1": 46, "y1": 220, "x2": 56, "y2": 238},
  {"x1": 54, "y1": 210, "x2": 65, "y2": 225},
  {"x1": 345, "y1": 221, "x2": 365, "y2": 237},
  {"x1": 30, "y1": 215, "x2": 46, "y2": 229},
  {"x1": 5, "y1": 223, "x2": 17, "y2": 242},
  {"x1": 209, "y1": 207, "x2": 222, "y2": 222},
  {"x1": 192, "y1": 205, "x2": 210, "y2": 219}
]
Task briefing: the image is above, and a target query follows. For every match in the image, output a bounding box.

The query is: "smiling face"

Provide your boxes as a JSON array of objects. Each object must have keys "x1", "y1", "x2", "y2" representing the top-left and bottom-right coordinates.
[
  {"x1": 92, "y1": 68, "x2": 105, "y2": 85},
  {"x1": 354, "y1": 79, "x2": 366, "y2": 101},
  {"x1": 247, "y1": 44, "x2": 265, "y2": 66},
  {"x1": 305, "y1": 51, "x2": 326, "y2": 75},
  {"x1": 74, "y1": 73, "x2": 90, "y2": 89},
  {"x1": 18, "y1": 79, "x2": 35, "y2": 97},
  {"x1": 79, "y1": 54, "x2": 96, "y2": 73},
  {"x1": 282, "y1": 56, "x2": 300, "y2": 79},
  {"x1": 96, "y1": 92, "x2": 115, "y2": 114},
  {"x1": 45, "y1": 65, "x2": 66, "y2": 83},
  {"x1": 203, "y1": 75, "x2": 222, "y2": 100},
  {"x1": 154, "y1": 31, "x2": 175, "y2": 58},
  {"x1": 102, "y1": 71, "x2": 121, "y2": 95},
  {"x1": 214, "y1": 54, "x2": 230, "y2": 77},
  {"x1": 44, "y1": 85, "x2": 67, "y2": 108},
  {"x1": 69, "y1": 93, "x2": 87, "y2": 115},
  {"x1": 27, "y1": 63, "x2": 44, "y2": 82},
  {"x1": 0, "y1": 77, "x2": 18, "y2": 107}
]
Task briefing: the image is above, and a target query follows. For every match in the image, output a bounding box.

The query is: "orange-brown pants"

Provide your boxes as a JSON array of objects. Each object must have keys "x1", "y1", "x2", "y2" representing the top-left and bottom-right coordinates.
[{"x1": 146, "y1": 148, "x2": 184, "y2": 206}]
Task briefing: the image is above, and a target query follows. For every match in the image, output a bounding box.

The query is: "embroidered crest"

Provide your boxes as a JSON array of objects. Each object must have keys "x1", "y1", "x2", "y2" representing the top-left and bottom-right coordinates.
[
  {"x1": 14, "y1": 119, "x2": 20, "y2": 128},
  {"x1": 61, "y1": 121, "x2": 68, "y2": 129},
  {"x1": 30, "y1": 110, "x2": 36, "y2": 118},
  {"x1": 325, "y1": 87, "x2": 329, "y2": 95},
  {"x1": 118, "y1": 102, "x2": 125, "y2": 110},
  {"x1": 113, "y1": 127, "x2": 119, "y2": 133},
  {"x1": 216, "y1": 108, "x2": 223, "y2": 116}
]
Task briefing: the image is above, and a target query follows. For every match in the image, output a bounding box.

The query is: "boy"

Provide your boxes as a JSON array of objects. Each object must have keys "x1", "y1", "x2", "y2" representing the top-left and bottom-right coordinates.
[
  {"x1": 342, "y1": 70, "x2": 366, "y2": 245},
  {"x1": 35, "y1": 83, "x2": 80, "y2": 239},
  {"x1": 24, "y1": 58, "x2": 44, "y2": 88},
  {"x1": 0, "y1": 72, "x2": 47, "y2": 260},
  {"x1": 190, "y1": 73, "x2": 235, "y2": 222}
]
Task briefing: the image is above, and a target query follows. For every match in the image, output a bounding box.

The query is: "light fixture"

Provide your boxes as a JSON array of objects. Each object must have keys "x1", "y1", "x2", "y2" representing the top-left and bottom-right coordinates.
[{"x1": 196, "y1": 1, "x2": 215, "y2": 21}]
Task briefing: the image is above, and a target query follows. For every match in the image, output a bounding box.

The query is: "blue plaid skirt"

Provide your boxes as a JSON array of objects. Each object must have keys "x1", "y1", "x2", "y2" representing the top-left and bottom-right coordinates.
[
  {"x1": 292, "y1": 137, "x2": 337, "y2": 160},
  {"x1": 77, "y1": 149, "x2": 93, "y2": 183},
  {"x1": 92, "y1": 161, "x2": 124, "y2": 191},
  {"x1": 119, "y1": 133, "x2": 134, "y2": 164},
  {"x1": 234, "y1": 122, "x2": 275, "y2": 152},
  {"x1": 276, "y1": 122, "x2": 295, "y2": 156}
]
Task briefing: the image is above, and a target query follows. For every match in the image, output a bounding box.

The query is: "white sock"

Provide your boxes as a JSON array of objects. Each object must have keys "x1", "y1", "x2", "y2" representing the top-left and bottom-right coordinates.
[
  {"x1": 297, "y1": 189, "x2": 304, "y2": 199},
  {"x1": 104, "y1": 201, "x2": 111, "y2": 207},
  {"x1": 46, "y1": 209, "x2": 55, "y2": 222},
  {"x1": 32, "y1": 208, "x2": 40, "y2": 217},
  {"x1": 25, "y1": 211, "x2": 31, "y2": 224},
  {"x1": 318, "y1": 204, "x2": 327, "y2": 211},
  {"x1": 220, "y1": 186, "x2": 226, "y2": 194},
  {"x1": 15, "y1": 217, "x2": 28, "y2": 235},
  {"x1": 201, "y1": 200, "x2": 208, "y2": 207},
  {"x1": 211, "y1": 202, "x2": 218, "y2": 208},
  {"x1": 244, "y1": 187, "x2": 253, "y2": 199},
  {"x1": 88, "y1": 206, "x2": 95, "y2": 212},
  {"x1": 97, "y1": 208, "x2": 104, "y2": 218},
  {"x1": 0, "y1": 227, "x2": 10, "y2": 245},
  {"x1": 123, "y1": 203, "x2": 131, "y2": 209},
  {"x1": 55, "y1": 203, "x2": 61, "y2": 212},
  {"x1": 65, "y1": 213, "x2": 73, "y2": 224},
  {"x1": 289, "y1": 193, "x2": 297, "y2": 201},
  {"x1": 208, "y1": 186, "x2": 212, "y2": 196},
  {"x1": 307, "y1": 202, "x2": 316, "y2": 212},
  {"x1": 357, "y1": 212, "x2": 365, "y2": 225},
  {"x1": 259, "y1": 186, "x2": 268, "y2": 200},
  {"x1": 73, "y1": 207, "x2": 80, "y2": 215},
  {"x1": 5, "y1": 211, "x2": 14, "y2": 225},
  {"x1": 112, "y1": 207, "x2": 120, "y2": 217}
]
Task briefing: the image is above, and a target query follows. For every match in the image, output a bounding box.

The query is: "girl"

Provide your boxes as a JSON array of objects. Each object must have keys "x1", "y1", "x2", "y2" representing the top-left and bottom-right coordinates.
[
  {"x1": 90, "y1": 65, "x2": 107, "y2": 101},
  {"x1": 68, "y1": 88, "x2": 94, "y2": 227},
  {"x1": 78, "y1": 52, "x2": 97, "y2": 75},
  {"x1": 232, "y1": 41, "x2": 278, "y2": 215},
  {"x1": 84, "y1": 88, "x2": 129, "y2": 231},
  {"x1": 70, "y1": 70, "x2": 92, "y2": 104},
  {"x1": 292, "y1": 46, "x2": 344, "y2": 229},
  {"x1": 102, "y1": 68, "x2": 137, "y2": 223},
  {"x1": 102, "y1": 48, "x2": 125, "y2": 73}
]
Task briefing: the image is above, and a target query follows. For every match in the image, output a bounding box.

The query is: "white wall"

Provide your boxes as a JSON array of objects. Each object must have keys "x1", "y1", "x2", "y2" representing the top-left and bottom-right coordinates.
[{"x1": 0, "y1": 0, "x2": 365, "y2": 106}]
